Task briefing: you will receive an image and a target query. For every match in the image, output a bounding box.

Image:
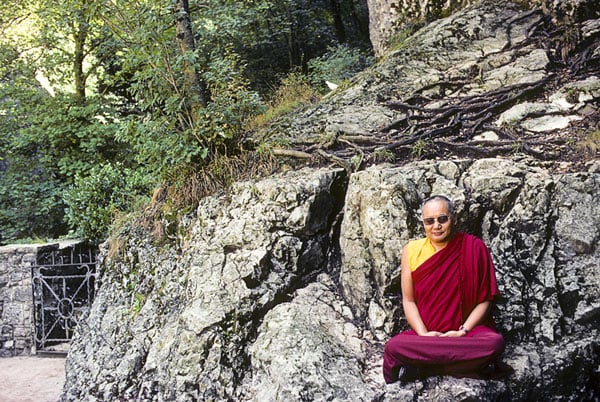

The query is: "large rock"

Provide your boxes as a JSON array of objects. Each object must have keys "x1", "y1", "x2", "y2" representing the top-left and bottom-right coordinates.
[
  {"x1": 63, "y1": 158, "x2": 600, "y2": 401},
  {"x1": 276, "y1": 0, "x2": 599, "y2": 161},
  {"x1": 62, "y1": 1, "x2": 600, "y2": 400},
  {"x1": 340, "y1": 158, "x2": 600, "y2": 400},
  {"x1": 283, "y1": 0, "x2": 543, "y2": 143},
  {"x1": 62, "y1": 168, "x2": 348, "y2": 401},
  {"x1": 245, "y1": 275, "x2": 379, "y2": 402},
  {"x1": 367, "y1": 0, "x2": 598, "y2": 57},
  {"x1": 367, "y1": 0, "x2": 475, "y2": 57}
]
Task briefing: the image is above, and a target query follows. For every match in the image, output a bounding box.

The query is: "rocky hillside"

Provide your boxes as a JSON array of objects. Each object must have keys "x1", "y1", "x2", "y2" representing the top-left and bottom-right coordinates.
[
  {"x1": 62, "y1": 1, "x2": 599, "y2": 401},
  {"x1": 258, "y1": 0, "x2": 599, "y2": 174}
]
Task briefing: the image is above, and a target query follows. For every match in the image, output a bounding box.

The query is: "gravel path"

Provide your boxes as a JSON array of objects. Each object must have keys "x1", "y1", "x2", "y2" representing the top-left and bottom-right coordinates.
[{"x1": 0, "y1": 356, "x2": 65, "y2": 402}]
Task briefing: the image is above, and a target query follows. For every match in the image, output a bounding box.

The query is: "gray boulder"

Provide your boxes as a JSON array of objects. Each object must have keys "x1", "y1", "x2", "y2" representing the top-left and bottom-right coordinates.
[{"x1": 340, "y1": 158, "x2": 600, "y2": 400}]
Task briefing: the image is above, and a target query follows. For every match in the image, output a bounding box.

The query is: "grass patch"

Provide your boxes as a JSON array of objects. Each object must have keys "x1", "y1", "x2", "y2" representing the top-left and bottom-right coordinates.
[
  {"x1": 247, "y1": 71, "x2": 320, "y2": 131},
  {"x1": 576, "y1": 129, "x2": 600, "y2": 154},
  {"x1": 125, "y1": 150, "x2": 279, "y2": 247}
]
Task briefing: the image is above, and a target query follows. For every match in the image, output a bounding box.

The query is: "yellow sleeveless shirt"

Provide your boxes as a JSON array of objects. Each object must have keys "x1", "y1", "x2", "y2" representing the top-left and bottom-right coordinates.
[{"x1": 406, "y1": 237, "x2": 436, "y2": 271}]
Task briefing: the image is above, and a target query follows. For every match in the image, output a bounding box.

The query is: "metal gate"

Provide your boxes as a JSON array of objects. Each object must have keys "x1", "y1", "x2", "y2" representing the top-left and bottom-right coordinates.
[{"x1": 31, "y1": 244, "x2": 97, "y2": 353}]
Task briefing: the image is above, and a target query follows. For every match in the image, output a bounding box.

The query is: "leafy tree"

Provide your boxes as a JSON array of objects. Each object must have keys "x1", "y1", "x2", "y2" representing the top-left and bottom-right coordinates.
[
  {"x1": 174, "y1": 0, "x2": 209, "y2": 108},
  {"x1": 201, "y1": 0, "x2": 371, "y2": 93},
  {"x1": 0, "y1": 90, "x2": 138, "y2": 242},
  {"x1": 0, "y1": 0, "x2": 144, "y2": 243},
  {"x1": 101, "y1": 0, "x2": 266, "y2": 174},
  {"x1": 0, "y1": 0, "x2": 371, "y2": 243}
]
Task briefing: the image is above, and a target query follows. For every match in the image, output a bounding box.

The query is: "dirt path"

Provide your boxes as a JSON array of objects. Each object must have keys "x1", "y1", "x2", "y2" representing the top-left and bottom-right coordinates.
[{"x1": 0, "y1": 356, "x2": 65, "y2": 402}]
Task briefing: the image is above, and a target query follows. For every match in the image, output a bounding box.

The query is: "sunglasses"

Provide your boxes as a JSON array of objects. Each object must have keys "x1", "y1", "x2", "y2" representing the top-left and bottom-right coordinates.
[{"x1": 422, "y1": 215, "x2": 450, "y2": 225}]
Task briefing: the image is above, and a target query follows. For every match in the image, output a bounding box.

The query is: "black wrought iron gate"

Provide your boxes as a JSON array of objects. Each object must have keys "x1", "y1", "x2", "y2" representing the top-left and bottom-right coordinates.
[{"x1": 31, "y1": 244, "x2": 97, "y2": 352}]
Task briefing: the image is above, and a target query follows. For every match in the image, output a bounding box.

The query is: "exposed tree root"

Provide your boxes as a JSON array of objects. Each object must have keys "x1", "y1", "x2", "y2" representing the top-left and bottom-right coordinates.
[{"x1": 267, "y1": 12, "x2": 599, "y2": 173}]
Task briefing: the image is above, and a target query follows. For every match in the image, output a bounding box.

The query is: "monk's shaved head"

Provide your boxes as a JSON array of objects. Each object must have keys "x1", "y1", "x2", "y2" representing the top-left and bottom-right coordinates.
[{"x1": 421, "y1": 195, "x2": 455, "y2": 216}]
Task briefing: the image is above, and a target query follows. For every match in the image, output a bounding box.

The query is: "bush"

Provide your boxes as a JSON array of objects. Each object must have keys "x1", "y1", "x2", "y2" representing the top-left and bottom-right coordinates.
[
  {"x1": 64, "y1": 163, "x2": 153, "y2": 242},
  {"x1": 0, "y1": 90, "x2": 136, "y2": 244},
  {"x1": 116, "y1": 52, "x2": 266, "y2": 180},
  {"x1": 0, "y1": 168, "x2": 68, "y2": 243},
  {"x1": 247, "y1": 70, "x2": 318, "y2": 132}
]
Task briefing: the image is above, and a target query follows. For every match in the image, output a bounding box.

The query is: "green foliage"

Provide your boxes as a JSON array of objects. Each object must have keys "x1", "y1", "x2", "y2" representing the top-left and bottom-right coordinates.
[
  {"x1": 199, "y1": 0, "x2": 371, "y2": 93},
  {"x1": 0, "y1": 0, "x2": 371, "y2": 244},
  {"x1": 372, "y1": 148, "x2": 396, "y2": 163},
  {"x1": 0, "y1": 166, "x2": 68, "y2": 242},
  {"x1": 274, "y1": 71, "x2": 318, "y2": 105},
  {"x1": 411, "y1": 139, "x2": 431, "y2": 158},
  {"x1": 201, "y1": 52, "x2": 267, "y2": 146},
  {"x1": 0, "y1": 0, "x2": 137, "y2": 244},
  {"x1": 350, "y1": 153, "x2": 364, "y2": 171},
  {"x1": 0, "y1": 86, "x2": 135, "y2": 242},
  {"x1": 0, "y1": 87, "x2": 137, "y2": 241},
  {"x1": 63, "y1": 163, "x2": 152, "y2": 242},
  {"x1": 307, "y1": 44, "x2": 373, "y2": 92},
  {"x1": 115, "y1": 51, "x2": 265, "y2": 179},
  {"x1": 247, "y1": 70, "x2": 318, "y2": 131},
  {"x1": 388, "y1": 27, "x2": 419, "y2": 51},
  {"x1": 576, "y1": 129, "x2": 600, "y2": 154},
  {"x1": 130, "y1": 292, "x2": 146, "y2": 316}
]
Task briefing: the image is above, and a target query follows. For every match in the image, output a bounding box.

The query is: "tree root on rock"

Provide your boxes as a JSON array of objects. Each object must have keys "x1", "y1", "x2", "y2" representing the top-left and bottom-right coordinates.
[{"x1": 267, "y1": 15, "x2": 599, "y2": 173}]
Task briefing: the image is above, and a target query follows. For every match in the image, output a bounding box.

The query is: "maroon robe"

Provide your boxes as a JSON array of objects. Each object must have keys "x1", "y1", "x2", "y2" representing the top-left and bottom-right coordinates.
[{"x1": 383, "y1": 232, "x2": 504, "y2": 383}]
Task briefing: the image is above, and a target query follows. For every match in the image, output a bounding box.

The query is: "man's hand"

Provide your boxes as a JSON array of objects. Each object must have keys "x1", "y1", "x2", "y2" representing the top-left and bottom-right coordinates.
[
  {"x1": 421, "y1": 331, "x2": 443, "y2": 336},
  {"x1": 440, "y1": 330, "x2": 466, "y2": 337}
]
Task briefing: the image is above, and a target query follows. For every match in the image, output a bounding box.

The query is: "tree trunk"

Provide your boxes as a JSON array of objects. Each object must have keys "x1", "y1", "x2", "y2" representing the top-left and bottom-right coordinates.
[
  {"x1": 72, "y1": 4, "x2": 88, "y2": 104},
  {"x1": 285, "y1": 5, "x2": 295, "y2": 69},
  {"x1": 330, "y1": 0, "x2": 347, "y2": 43},
  {"x1": 174, "y1": 0, "x2": 209, "y2": 109}
]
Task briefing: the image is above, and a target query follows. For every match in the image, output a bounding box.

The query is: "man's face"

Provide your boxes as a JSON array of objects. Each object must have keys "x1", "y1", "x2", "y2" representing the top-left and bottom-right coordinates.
[{"x1": 422, "y1": 199, "x2": 454, "y2": 247}]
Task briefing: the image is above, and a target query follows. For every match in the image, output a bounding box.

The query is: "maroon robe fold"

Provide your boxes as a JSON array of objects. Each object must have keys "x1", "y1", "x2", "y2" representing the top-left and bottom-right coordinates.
[{"x1": 383, "y1": 232, "x2": 504, "y2": 383}]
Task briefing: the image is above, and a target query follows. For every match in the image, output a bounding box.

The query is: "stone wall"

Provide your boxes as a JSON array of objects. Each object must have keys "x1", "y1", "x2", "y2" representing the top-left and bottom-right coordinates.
[{"x1": 0, "y1": 244, "x2": 37, "y2": 356}]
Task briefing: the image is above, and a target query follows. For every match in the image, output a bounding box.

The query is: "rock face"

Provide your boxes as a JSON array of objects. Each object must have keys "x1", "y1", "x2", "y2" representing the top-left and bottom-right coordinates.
[
  {"x1": 278, "y1": 0, "x2": 599, "y2": 170},
  {"x1": 367, "y1": 0, "x2": 475, "y2": 56},
  {"x1": 366, "y1": 0, "x2": 597, "y2": 57},
  {"x1": 63, "y1": 168, "x2": 358, "y2": 401},
  {"x1": 340, "y1": 159, "x2": 600, "y2": 400},
  {"x1": 62, "y1": 159, "x2": 600, "y2": 401}
]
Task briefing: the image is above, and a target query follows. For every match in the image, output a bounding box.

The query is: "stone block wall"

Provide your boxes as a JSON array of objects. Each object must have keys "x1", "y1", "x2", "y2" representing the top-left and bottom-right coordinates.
[{"x1": 0, "y1": 244, "x2": 38, "y2": 356}]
